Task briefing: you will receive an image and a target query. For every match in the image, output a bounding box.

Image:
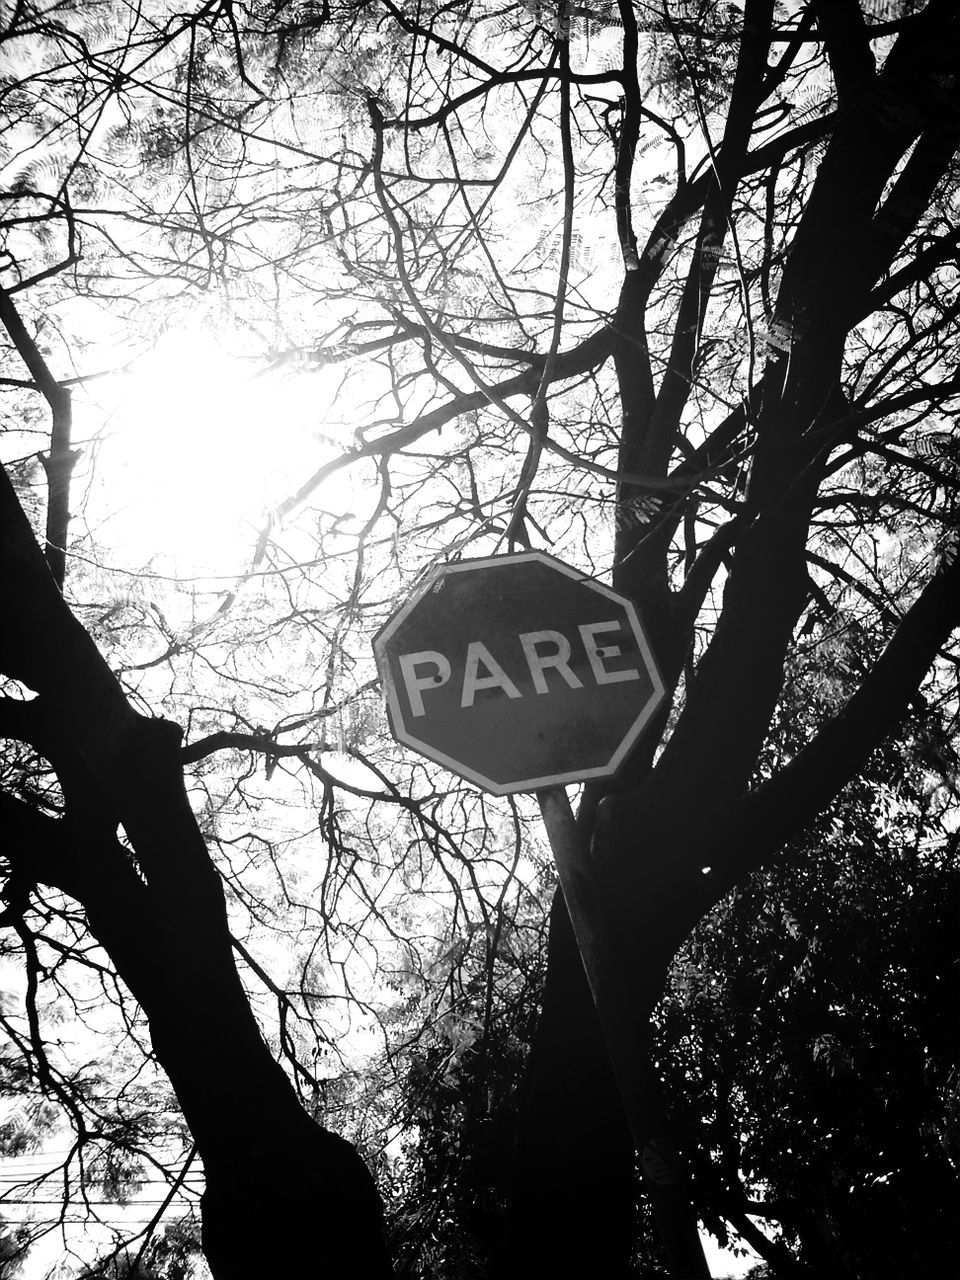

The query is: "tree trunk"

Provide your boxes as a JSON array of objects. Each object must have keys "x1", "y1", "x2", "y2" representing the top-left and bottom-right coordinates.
[
  {"x1": 505, "y1": 4, "x2": 959, "y2": 1271},
  {"x1": 503, "y1": 888, "x2": 636, "y2": 1277},
  {"x1": 0, "y1": 464, "x2": 392, "y2": 1278}
]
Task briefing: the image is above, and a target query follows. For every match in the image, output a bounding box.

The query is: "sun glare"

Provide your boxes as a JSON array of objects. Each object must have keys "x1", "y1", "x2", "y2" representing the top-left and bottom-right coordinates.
[{"x1": 86, "y1": 326, "x2": 355, "y2": 578}]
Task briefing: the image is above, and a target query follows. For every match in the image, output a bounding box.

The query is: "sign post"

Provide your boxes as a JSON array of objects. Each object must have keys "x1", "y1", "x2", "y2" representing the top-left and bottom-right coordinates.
[
  {"x1": 374, "y1": 551, "x2": 710, "y2": 1277},
  {"x1": 535, "y1": 786, "x2": 711, "y2": 1279}
]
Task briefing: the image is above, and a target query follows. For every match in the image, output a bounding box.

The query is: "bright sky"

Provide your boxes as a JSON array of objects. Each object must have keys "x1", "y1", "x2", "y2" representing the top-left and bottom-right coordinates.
[
  {"x1": 78, "y1": 323, "x2": 362, "y2": 580},
  {"x1": 0, "y1": 1106, "x2": 201, "y2": 1277},
  {"x1": 702, "y1": 1229, "x2": 762, "y2": 1279}
]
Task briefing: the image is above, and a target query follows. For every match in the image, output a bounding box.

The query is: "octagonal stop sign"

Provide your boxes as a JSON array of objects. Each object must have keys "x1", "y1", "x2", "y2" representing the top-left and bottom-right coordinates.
[{"x1": 373, "y1": 551, "x2": 665, "y2": 795}]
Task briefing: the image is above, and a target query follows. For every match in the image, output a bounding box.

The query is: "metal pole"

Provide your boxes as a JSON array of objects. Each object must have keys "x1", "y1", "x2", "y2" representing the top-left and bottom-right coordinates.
[{"x1": 536, "y1": 784, "x2": 711, "y2": 1279}]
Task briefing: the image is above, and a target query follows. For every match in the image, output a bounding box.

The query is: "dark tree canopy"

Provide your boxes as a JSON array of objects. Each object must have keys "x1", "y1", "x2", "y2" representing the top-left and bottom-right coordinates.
[{"x1": 0, "y1": 1, "x2": 957, "y2": 1276}]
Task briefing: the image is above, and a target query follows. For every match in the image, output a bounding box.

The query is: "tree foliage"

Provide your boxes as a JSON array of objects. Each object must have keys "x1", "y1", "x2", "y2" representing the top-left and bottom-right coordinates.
[{"x1": 658, "y1": 643, "x2": 959, "y2": 1277}]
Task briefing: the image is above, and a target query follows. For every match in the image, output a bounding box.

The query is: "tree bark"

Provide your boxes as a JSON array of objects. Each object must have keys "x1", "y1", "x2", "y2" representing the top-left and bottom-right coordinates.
[
  {"x1": 0, "y1": 463, "x2": 392, "y2": 1278},
  {"x1": 502, "y1": 888, "x2": 636, "y2": 1278},
  {"x1": 506, "y1": 2, "x2": 959, "y2": 1272}
]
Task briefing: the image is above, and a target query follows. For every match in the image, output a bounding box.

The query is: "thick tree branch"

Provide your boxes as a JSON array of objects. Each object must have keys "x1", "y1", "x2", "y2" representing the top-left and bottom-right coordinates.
[
  {"x1": 811, "y1": 0, "x2": 876, "y2": 105},
  {"x1": 0, "y1": 284, "x2": 76, "y2": 588},
  {"x1": 387, "y1": 65, "x2": 620, "y2": 132},
  {"x1": 181, "y1": 729, "x2": 335, "y2": 765},
  {"x1": 613, "y1": 0, "x2": 644, "y2": 271},
  {"x1": 859, "y1": 226, "x2": 960, "y2": 320},
  {"x1": 704, "y1": 549, "x2": 960, "y2": 905},
  {"x1": 507, "y1": 27, "x2": 578, "y2": 547},
  {"x1": 0, "y1": 695, "x2": 46, "y2": 751},
  {"x1": 671, "y1": 520, "x2": 738, "y2": 669},
  {"x1": 645, "y1": 0, "x2": 774, "y2": 473},
  {"x1": 862, "y1": 122, "x2": 960, "y2": 292},
  {"x1": 769, "y1": 0, "x2": 958, "y2": 358},
  {"x1": 258, "y1": 108, "x2": 836, "y2": 561},
  {"x1": 0, "y1": 790, "x2": 78, "y2": 898},
  {"x1": 0, "y1": 459, "x2": 391, "y2": 1272},
  {"x1": 648, "y1": 0, "x2": 958, "y2": 823}
]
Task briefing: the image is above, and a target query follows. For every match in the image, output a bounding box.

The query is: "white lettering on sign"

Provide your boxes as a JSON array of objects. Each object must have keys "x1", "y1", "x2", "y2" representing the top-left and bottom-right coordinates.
[
  {"x1": 399, "y1": 650, "x2": 451, "y2": 716},
  {"x1": 521, "y1": 631, "x2": 583, "y2": 694},
  {"x1": 461, "y1": 642, "x2": 522, "y2": 708},
  {"x1": 579, "y1": 621, "x2": 642, "y2": 685},
  {"x1": 398, "y1": 620, "x2": 642, "y2": 715}
]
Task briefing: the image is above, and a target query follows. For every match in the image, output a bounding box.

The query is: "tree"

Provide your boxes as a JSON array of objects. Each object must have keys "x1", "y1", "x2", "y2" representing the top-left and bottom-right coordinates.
[
  {"x1": 656, "y1": 637, "x2": 959, "y2": 1277},
  {"x1": 1, "y1": 0, "x2": 958, "y2": 1276},
  {"x1": 0, "y1": 1214, "x2": 32, "y2": 1279}
]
